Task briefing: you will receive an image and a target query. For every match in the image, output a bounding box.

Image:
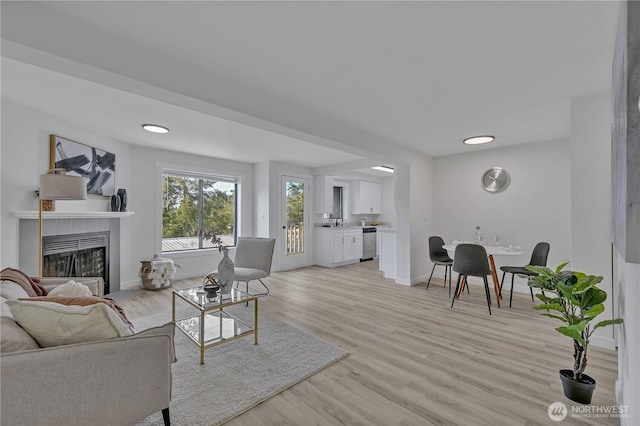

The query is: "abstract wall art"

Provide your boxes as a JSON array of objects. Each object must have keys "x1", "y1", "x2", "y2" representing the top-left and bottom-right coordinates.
[{"x1": 49, "y1": 134, "x2": 116, "y2": 196}]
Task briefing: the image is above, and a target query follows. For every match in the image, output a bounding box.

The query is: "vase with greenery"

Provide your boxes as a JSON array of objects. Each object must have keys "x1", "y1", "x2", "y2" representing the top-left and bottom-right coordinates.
[
  {"x1": 526, "y1": 262, "x2": 623, "y2": 403},
  {"x1": 209, "y1": 234, "x2": 233, "y2": 294}
]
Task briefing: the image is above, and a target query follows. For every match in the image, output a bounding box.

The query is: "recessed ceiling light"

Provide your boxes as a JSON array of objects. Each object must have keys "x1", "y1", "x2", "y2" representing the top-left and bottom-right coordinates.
[
  {"x1": 463, "y1": 135, "x2": 495, "y2": 145},
  {"x1": 142, "y1": 124, "x2": 169, "y2": 134},
  {"x1": 371, "y1": 166, "x2": 394, "y2": 173}
]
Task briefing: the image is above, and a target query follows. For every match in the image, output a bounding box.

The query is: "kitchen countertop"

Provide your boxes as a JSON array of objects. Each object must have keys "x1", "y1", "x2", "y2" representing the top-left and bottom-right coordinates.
[{"x1": 314, "y1": 224, "x2": 391, "y2": 229}]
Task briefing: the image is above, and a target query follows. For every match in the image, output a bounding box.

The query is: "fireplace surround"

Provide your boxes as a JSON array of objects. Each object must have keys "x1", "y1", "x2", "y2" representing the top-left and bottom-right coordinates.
[{"x1": 16, "y1": 212, "x2": 129, "y2": 294}]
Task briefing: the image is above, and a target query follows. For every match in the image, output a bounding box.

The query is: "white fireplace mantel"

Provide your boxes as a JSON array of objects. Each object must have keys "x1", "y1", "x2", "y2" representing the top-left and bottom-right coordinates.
[{"x1": 14, "y1": 211, "x2": 135, "y2": 219}]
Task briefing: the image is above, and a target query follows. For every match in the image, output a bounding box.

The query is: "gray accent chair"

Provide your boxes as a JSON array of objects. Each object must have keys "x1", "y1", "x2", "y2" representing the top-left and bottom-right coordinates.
[
  {"x1": 499, "y1": 242, "x2": 550, "y2": 308},
  {"x1": 451, "y1": 244, "x2": 493, "y2": 315},
  {"x1": 426, "y1": 236, "x2": 453, "y2": 296},
  {"x1": 232, "y1": 237, "x2": 276, "y2": 296}
]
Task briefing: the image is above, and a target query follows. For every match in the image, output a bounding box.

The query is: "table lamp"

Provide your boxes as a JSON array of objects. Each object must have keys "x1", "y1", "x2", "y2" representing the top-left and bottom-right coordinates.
[{"x1": 38, "y1": 169, "x2": 87, "y2": 276}]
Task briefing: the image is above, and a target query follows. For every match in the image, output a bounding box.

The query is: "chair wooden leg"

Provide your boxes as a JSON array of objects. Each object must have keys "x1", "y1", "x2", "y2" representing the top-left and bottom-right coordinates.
[
  {"x1": 483, "y1": 276, "x2": 492, "y2": 315},
  {"x1": 457, "y1": 276, "x2": 468, "y2": 298},
  {"x1": 162, "y1": 407, "x2": 170, "y2": 426},
  {"x1": 530, "y1": 287, "x2": 535, "y2": 302},
  {"x1": 451, "y1": 275, "x2": 462, "y2": 308},
  {"x1": 447, "y1": 266, "x2": 452, "y2": 297},
  {"x1": 426, "y1": 264, "x2": 436, "y2": 290}
]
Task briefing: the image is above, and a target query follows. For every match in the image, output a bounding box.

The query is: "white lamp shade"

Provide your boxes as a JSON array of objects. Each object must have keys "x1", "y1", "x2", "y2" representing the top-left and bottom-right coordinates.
[{"x1": 39, "y1": 173, "x2": 87, "y2": 200}]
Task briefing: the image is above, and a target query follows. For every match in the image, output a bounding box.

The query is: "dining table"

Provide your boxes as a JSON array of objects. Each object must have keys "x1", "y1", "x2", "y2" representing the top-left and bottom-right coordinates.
[{"x1": 442, "y1": 242, "x2": 525, "y2": 308}]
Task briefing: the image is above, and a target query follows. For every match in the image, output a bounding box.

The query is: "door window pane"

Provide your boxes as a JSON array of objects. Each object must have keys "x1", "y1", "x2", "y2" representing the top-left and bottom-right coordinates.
[{"x1": 285, "y1": 180, "x2": 304, "y2": 255}]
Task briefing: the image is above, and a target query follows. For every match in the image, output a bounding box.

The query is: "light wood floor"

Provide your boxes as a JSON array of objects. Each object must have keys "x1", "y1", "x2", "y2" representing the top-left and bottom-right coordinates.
[{"x1": 121, "y1": 260, "x2": 619, "y2": 426}]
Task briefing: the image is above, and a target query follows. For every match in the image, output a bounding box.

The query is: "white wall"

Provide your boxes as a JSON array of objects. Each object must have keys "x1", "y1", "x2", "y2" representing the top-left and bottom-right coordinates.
[
  {"x1": 409, "y1": 156, "x2": 434, "y2": 283},
  {"x1": 570, "y1": 92, "x2": 616, "y2": 348},
  {"x1": 378, "y1": 176, "x2": 395, "y2": 225},
  {"x1": 254, "y1": 161, "x2": 270, "y2": 237},
  {"x1": 433, "y1": 139, "x2": 572, "y2": 290},
  {"x1": 0, "y1": 97, "x2": 257, "y2": 289},
  {"x1": 1, "y1": 98, "x2": 133, "y2": 274},
  {"x1": 126, "y1": 145, "x2": 254, "y2": 287}
]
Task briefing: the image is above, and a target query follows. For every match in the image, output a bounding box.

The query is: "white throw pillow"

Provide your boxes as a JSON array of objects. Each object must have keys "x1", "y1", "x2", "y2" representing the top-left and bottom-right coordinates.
[
  {"x1": 6, "y1": 299, "x2": 133, "y2": 347},
  {"x1": 47, "y1": 280, "x2": 93, "y2": 297}
]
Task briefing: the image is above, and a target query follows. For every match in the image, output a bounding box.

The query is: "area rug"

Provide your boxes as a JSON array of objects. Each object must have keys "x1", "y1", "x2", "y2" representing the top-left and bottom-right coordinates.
[{"x1": 133, "y1": 308, "x2": 349, "y2": 426}]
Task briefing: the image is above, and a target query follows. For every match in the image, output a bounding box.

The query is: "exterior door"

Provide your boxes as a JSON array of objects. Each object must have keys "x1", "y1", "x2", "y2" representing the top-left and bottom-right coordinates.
[{"x1": 281, "y1": 175, "x2": 310, "y2": 270}]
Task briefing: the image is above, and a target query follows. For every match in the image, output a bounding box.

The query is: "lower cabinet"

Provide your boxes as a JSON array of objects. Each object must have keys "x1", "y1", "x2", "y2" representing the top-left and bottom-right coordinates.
[{"x1": 314, "y1": 228, "x2": 363, "y2": 267}]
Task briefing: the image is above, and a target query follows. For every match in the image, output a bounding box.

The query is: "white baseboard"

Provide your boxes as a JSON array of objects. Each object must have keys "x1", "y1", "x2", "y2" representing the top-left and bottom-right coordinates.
[{"x1": 590, "y1": 334, "x2": 616, "y2": 350}]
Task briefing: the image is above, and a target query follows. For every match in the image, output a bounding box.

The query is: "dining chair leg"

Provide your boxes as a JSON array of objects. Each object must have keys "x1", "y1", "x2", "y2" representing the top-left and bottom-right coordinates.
[
  {"x1": 448, "y1": 266, "x2": 452, "y2": 297},
  {"x1": 509, "y1": 273, "x2": 515, "y2": 308},
  {"x1": 457, "y1": 276, "x2": 467, "y2": 299},
  {"x1": 530, "y1": 287, "x2": 535, "y2": 302},
  {"x1": 483, "y1": 276, "x2": 492, "y2": 315},
  {"x1": 451, "y1": 275, "x2": 462, "y2": 308},
  {"x1": 443, "y1": 266, "x2": 447, "y2": 288},
  {"x1": 426, "y1": 264, "x2": 436, "y2": 290},
  {"x1": 499, "y1": 272, "x2": 507, "y2": 298}
]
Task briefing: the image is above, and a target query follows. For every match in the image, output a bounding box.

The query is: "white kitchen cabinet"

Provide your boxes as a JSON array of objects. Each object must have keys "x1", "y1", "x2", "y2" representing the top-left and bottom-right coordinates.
[
  {"x1": 314, "y1": 175, "x2": 333, "y2": 214},
  {"x1": 342, "y1": 229, "x2": 363, "y2": 261},
  {"x1": 314, "y1": 227, "x2": 363, "y2": 267},
  {"x1": 351, "y1": 180, "x2": 381, "y2": 214}
]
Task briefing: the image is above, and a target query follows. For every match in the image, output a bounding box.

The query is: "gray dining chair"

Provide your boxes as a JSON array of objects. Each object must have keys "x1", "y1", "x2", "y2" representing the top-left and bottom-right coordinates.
[
  {"x1": 232, "y1": 237, "x2": 276, "y2": 296},
  {"x1": 426, "y1": 236, "x2": 453, "y2": 296},
  {"x1": 451, "y1": 243, "x2": 493, "y2": 315},
  {"x1": 499, "y1": 242, "x2": 550, "y2": 308}
]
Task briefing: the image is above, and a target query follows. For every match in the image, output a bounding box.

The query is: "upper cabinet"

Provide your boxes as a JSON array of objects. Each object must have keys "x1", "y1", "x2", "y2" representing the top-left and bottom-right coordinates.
[
  {"x1": 314, "y1": 175, "x2": 333, "y2": 214},
  {"x1": 352, "y1": 180, "x2": 381, "y2": 214}
]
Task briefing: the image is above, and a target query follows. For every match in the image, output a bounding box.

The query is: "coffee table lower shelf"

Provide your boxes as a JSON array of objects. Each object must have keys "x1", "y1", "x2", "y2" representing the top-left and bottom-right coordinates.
[
  {"x1": 172, "y1": 287, "x2": 259, "y2": 364},
  {"x1": 175, "y1": 312, "x2": 257, "y2": 363}
]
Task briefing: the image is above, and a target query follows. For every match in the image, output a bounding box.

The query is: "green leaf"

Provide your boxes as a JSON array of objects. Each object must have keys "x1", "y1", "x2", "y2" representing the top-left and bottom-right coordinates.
[
  {"x1": 593, "y1": 319, "x2": 623, "y2": 331},
  {"x1": 555, "y1": 262, "x2": 570, "y2": 274},
  {"x1": 534, "y1": 293, "x2": 555, "y2": 303},
  {"x1": 574, "y1": 274, "x2": 603, "y2": 294},
  {"x1": 533, "y1": 303, "x2": 564, "y2": 313},
  {"x1": 583, "y1": 288, "x2": 607, "y2": 308},
  {"x1": 557, "y1": 326, "x2": 585, "y2": 345},
  {"x1": 583, "y1": 303, "x2": 605, "y2": 318},
  {"x1": 525, "y1": 265, "x2": 552, "y2": 276},
  {"x1": 540, "y1": 313, "x2": 566, "y2": 321}
]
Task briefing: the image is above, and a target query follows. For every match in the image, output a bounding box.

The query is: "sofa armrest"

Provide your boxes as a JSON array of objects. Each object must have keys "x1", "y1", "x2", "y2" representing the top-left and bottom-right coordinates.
[
  {"x1": 0, "y1": 322, "x2": 174, "y2": 426},
  {"x1": 39, "y1": 277, "x2": 104, "y2": 297}
]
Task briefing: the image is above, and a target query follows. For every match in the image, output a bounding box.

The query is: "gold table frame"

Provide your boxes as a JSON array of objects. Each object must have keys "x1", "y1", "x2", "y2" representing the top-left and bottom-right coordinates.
[{"x1": 172, "y1": 286, "x2": 258, "y2": 364}]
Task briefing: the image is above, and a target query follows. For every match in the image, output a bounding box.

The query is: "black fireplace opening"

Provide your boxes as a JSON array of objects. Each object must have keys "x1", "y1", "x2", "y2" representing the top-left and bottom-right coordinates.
[{"x1": 42, "y1": 231, "x2": 110, "y2": 294}]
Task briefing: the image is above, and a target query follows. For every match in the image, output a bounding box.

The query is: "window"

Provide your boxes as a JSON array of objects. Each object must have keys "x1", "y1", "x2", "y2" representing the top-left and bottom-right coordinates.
[{"x1": 161, "y1": 170, "x2": 238, "y2": 253}]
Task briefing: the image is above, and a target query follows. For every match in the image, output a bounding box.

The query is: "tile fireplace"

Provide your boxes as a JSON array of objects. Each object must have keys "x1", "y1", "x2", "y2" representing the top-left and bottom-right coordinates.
[{"x1": 17, "y1": 213, "x2": 125, "y2": 294}]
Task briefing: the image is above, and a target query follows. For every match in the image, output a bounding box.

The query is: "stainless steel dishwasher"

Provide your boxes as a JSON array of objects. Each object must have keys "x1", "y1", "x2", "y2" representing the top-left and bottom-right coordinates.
[{"x1": 361, "y1": 227, "x2": 377, "y2": 260}]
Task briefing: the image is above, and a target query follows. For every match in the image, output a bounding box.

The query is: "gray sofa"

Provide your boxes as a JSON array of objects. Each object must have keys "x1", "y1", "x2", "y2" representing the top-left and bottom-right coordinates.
[{"x1": 0, "y1": 275, "x2": 174, "y2": 426}]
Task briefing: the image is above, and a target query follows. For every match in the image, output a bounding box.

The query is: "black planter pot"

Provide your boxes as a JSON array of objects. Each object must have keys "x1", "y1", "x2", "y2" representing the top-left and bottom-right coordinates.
[{"x1": 559, "y1": 369, "x2": 596, "y2": 404}]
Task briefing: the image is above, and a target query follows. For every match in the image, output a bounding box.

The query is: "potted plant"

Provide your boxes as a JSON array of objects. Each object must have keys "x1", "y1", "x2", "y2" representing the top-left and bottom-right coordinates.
[{"x1": 526, "y1": 262, "x2": 623, "y2": 404}]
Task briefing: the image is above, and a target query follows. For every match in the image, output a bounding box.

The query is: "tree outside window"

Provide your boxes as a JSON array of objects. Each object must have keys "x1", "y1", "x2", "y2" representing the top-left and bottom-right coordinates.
[{"x1": 162, "y1": 171, "x2": 237, "y2": 252}]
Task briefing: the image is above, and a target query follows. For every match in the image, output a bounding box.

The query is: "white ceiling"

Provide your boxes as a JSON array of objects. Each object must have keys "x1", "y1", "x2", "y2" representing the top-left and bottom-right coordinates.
[{"x1": 1, "y1": 1, "x2": 621, "y2": 169}]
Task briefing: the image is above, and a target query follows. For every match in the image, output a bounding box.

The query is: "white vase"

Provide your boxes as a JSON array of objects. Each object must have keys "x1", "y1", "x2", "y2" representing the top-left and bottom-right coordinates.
[{"x1": 217, "y1": 249, "x2": 235, "y2": 294}]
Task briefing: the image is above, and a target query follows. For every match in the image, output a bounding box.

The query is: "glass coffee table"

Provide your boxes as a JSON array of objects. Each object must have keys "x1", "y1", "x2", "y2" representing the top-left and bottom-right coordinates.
[{"x1": 172, "y1": 286, "x2": 258, "y2": 364}]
